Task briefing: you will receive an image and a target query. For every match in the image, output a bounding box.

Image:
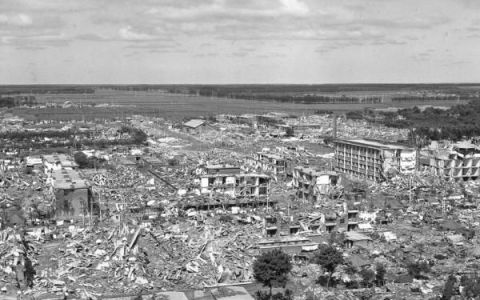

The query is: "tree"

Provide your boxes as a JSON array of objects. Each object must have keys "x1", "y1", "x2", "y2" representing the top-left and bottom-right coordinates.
[
  {"x1": 311, "y1": 245, "x2": 344, "y2": 288},
  {"x1": 461, "y1": 275, "x2": 480, "y2": 298},
  {"x1": 74, "y1": 152, "x2": 89, "y2": 169},
  {"x1": 360, "y1": 269, "x2": 375, "y2": 288},
  {"x1": 441, "y1": 274, "x2": 456, "y2": 300},
  {"x1": 285, "y1": 127, "x2": 294, "y2": 137},
  {"x1": 253, "y1": 249, "x2": 292, "y2": 298},
  {"x1": 406, "y1": 261, "x2": 431, "y2": 279},
  {"x1": 375, "y1": 264, "x2": 386, "y2": 286}
]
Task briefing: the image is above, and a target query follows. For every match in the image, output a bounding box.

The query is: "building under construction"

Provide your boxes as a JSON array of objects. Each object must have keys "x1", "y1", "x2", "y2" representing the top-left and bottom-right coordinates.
[{"x1": 334, "y1": 139, "x2": 416, "y2": 182}]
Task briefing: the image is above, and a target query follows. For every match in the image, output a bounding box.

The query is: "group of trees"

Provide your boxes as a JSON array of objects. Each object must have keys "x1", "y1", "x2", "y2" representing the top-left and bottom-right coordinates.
[
  {"x1": 441, "y1": 274, "x2": 480, "y2": 299},
  {"x1": 253, "y1": 248, "x2": 479, "y2": 300},
  {"x1": 391, "y1": 95, "x2": 465, "y2": 103},
  {"x1": 73, "y1": 152, "x2": 107, "y2": 169},
  {"x1": 252, "y1": 244, "x2": 387, "y2": 300},
  {"x1": 1, "y1": 126, "x2": 148, "y2": 151},
  {"x1": 119, "y1": 125, "x2": 148, "y2": 144},
  {"x1": 0, "y1": 96, "x2": 37, "y2": 107},
  {"x1": 381, "y1": 101, "x2": 480, "y2": 141},
  {"x1": 171, "y1": 87, "x2": 383, "y2": 104}
]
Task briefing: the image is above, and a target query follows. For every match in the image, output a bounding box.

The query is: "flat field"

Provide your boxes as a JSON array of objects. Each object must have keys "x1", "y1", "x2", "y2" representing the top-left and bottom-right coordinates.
[{"x1": 10, "y1": 88, "x2": 466, "y2": 121}]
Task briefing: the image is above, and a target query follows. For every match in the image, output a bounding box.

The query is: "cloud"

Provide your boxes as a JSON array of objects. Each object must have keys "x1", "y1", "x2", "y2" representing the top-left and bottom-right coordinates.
[
  {"x1": 119, "y1": 25, "x2": 156, "y2": 41},
  {"x1": 280, "y1": 0, "x2": 309, "y2": 15},
  {"x1": 75, "y1": 33, "x2": 109, "y2": 41},
  {"x1": 0, "y1": 13, "x2": 33, "y2": 26}
]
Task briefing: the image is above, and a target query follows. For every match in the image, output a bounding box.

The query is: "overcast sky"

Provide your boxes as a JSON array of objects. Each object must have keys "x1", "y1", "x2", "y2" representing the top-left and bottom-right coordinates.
[{"x1": 1, "y1": 0, "x2": 480, "y2": 84}]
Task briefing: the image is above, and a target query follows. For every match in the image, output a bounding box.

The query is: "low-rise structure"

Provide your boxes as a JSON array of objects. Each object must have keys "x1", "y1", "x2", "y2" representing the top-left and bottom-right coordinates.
[{"x1": 183, "y1": 119, "x2": 206, "y2": 134}]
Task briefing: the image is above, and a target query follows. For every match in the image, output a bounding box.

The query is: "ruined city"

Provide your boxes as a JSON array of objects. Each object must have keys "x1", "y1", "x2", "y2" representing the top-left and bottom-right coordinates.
[
  {"x1": 3, "y1": 0, "x2": 480, "y2": 299},
  {"x1": 1, "y1": 87, "x2": 480, "y2": 300}
]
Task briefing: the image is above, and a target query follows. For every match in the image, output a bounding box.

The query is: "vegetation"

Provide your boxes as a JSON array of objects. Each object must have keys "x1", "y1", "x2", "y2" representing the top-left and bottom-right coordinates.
[
  {"x1": 119, "y1": 126, "x2": 148, "y2": 144},
  {"x1": 360, "y1": 269, "x2": 375, "y2": 288},
  {"x1": 1, "y1": 126, "x2": 148, "y2": 151},
  {"x1": 375, "y1": 264, "x2": 386, "y2": 286},
  {"x1": 460, "y1": 274, "x2": 480, "y2": 298},
  {"x1": 255, "y1": 289, "x2": 293, "y2": 300},
  {"x1": 381, "y1": 101, "x2": 480, "y2": 141},
  {"x1": 311, "y1": 245, "x2": 344, "y2": 288},
  {"x1": 253, "y1": 249, "x2": 292, "y2": 298},
  {"x1": 441, "y1": 274, "x2": 457, "y2": 300},
  {"x1": 0, "y1": 96, "x2": 37, "y2": 107},
  {"x1": 406, "y1": 261, "x2": 431, "y2": 279},
  {"x1": 74, "y1": 152, "x2": 90, "y2": 168},
  {"x1": 74, "y1": 151, "x2": 106, "y2": 169},
  {"x1": 285, "y1": 127, "x2": 294, "y2": 137}
]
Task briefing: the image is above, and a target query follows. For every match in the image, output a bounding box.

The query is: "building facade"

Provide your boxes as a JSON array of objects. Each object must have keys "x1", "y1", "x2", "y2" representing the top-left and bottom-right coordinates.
[
  {"x1": 334, "y1": 139, "x2": 416, "y2": 182},
  {"x1": 424, "y1": 142, "x2": 480, "y2": 181}
]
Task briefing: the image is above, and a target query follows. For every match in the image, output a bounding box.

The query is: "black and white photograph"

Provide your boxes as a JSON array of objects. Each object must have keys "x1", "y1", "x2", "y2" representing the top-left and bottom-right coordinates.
[{"x1": 1, "y1": 0, "x2": 480, "y2": 299}]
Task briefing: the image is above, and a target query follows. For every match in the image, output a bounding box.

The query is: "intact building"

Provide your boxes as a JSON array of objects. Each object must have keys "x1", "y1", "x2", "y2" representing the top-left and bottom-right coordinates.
[
  {"x1": 334, "y1": 139, "x2": 416, "y2": 182},
  {"x1": 182, "y1": 119, "x2": 206, "y2": 134}
]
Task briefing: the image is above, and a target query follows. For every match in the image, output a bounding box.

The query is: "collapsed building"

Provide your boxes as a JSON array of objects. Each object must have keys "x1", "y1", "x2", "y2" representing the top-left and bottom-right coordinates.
[
  {"x1": 292, "y1": 167, "x2": 340, "y2": 202},
  {"x1": 245, "y1": 151, "x2": 290, "y2": 178},
  {"x1": 334, "y1": 139, "x2": 417, "y2": 182},
  {"x1": 423, "y1": 141, "x2": 480, "y2": 181},
  {"x1": 194, "y1": 165, "x2": 272, "y2": 208}
]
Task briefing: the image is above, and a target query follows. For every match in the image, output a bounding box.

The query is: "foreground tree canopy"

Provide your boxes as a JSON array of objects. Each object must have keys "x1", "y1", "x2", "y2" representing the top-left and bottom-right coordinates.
[{"x1": 253, "y1": 249, "x2": 292, "y2": 296}]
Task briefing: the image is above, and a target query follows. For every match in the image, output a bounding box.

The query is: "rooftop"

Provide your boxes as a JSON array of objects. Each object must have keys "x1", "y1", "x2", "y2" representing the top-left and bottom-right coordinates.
[
  {"x1": 184, "y1": 119, "x2": 206, "y2": 128},
  {"x1": 51, "y1": 169, "x2": 90, "y2": 189},
  {"x1": 335, "y1": 138, "x2": 412, "y2": 150},
  {"x1": 345, "y1": 231, "x2": 372, "y2": 242}
]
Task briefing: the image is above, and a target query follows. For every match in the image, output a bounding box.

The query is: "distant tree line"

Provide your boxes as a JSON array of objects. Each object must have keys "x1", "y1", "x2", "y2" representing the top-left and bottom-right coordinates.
[
  {"x1": 0, "y1": 127, "x2": 147, "y2": 150},
  {"x1": 392, "y1": 95, "x2": 480, "y2": 103},
  {"x1": 0, "y1": 87, "x2": 94, "y2": 95},
  {"x1": 381, "y1": 101, "x2": 480, "y2": 141},
  {"x1": 167, "y1": 87, "x2": 382, "y2": 104},
  {"x1": 0, "y1": 95, "x2": 37, "y2": 107}
]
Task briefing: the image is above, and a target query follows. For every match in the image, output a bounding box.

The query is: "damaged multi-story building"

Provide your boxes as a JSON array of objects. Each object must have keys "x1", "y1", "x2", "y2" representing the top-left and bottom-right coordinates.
[
  {"x1": 196, "y1": 165, "x2": 272, "y2": 207},
  {"x1": 48, "y1": 169, "x2": 94, "y2": 219},
  {"x1": 334, "y1": 139, "x2": 417, "y2": 182},
  {"x1": 245, "y1": 151, "x2": 290, "y2": 178},
  {"x1": 423, "y1": 141, "x2": 480, "y2": 181},
  {"x1": 292, "y1": 166, "x2": 340, "y2": 202}
]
